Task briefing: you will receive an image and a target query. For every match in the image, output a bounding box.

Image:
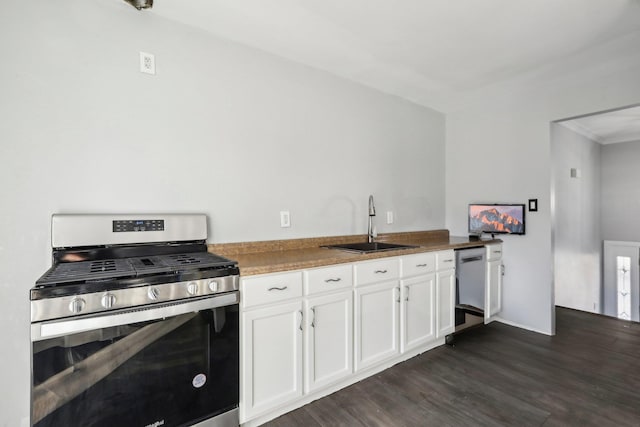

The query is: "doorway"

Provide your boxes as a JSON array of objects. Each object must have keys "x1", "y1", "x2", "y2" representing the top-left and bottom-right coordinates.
[{"x1": 551, "y1": 104, "x2": 640, "y2": 320}]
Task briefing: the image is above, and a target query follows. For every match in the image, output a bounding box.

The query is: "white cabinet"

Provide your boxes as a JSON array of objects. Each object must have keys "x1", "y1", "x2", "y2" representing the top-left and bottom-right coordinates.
[
  {"x1": 436, "y1": 267, "x2": 455, "y2": 338},
  {"x1": 354, "y1": 257, "x2": 400, "y2": 287},
  {"x1": 485, "y1": 244, "x2": 503, "y2": 321},
  {"x1": 241, "y1": 271, "x2": 303, "y2": 309},
  {"x1": 240, "y1": 246, "x2": 465, "y2": 424},
  {"x1": 241, "y1": 265, "x2": 353, "y2": 422},
  {"x1": 354, "y1": 281, "x2": 400, "y2": 371},
  {"x1": 400, "y1": 274, "x2": 435, "y2": 352},
  {"x1": 241, "y1": 300, "x2": 303, "y2": 420},
  {"x1": 353, "y1": 258, "x2": 401, "y2": 372},
  {"x1": 399, "y1": 252, "x2": 436, "y2": 353},
  {"x1": 304, "y1": 290, "x2": 353, "y2": 393},
  {"x1": 435, "y1": 250, "x2": 456, "y2": 339}
]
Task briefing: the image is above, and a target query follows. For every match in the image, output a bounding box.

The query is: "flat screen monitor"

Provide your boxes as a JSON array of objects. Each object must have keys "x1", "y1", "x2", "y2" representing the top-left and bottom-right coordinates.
[{"x1": 468, "y1": 204, "x2": 525, "y2": 235}]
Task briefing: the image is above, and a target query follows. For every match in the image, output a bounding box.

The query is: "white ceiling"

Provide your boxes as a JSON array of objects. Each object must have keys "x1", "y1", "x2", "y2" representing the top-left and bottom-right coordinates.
[
  {"x1": 559, "y1": 106, "x2": 640, "y2": 145},
  {"x1": 152, "y1": 0, "x2": 640, "y2": 112}
]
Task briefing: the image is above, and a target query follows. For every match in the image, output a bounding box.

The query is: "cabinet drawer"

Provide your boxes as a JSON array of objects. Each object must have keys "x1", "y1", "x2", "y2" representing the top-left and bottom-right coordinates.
[
  {"x1": 401, "y1": 252, "x2": 436, "y2": 277},
  {"x1": 304, "y1": 264, "x2": 353, "y2": 295},
  {"x1": 354, "y1": 258, "x2": 400, "y2": 286},
  {"x1": 436, "y1": 250, "x2": 455, "y2": 270},
  {"x1": 241, "y1": 271, "x2": 303, "y2": 308},
  {"x1": 486, "y1": 244, "x2": 503, "y2": 261}
]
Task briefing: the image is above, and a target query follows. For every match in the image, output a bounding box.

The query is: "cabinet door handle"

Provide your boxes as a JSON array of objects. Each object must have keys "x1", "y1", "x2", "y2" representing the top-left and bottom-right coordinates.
[
  {"x1": 396, "y1": 287, "x2": 401, "y2": 303},
  {"x1": 405, "y1": 286, "x2": 410, "y2": 301},
  {"x1": 325, "y1": 278, "x2": 342, "y2": 283},
  {"x1": 298, "y1": 310, "x2": 303, "y2": 331},
  {"x1": 311, "y1": 307, "x2": 316, "y2": 328},
  {"x1": 416, "y1": 263, "x2": 428, "y2": 267},
  {"x1": 375, "y1": 269, "x2": 388, "y2": 274},
  {"x1": 268, "y1": 286, "x2": 288, "y2": 291}
]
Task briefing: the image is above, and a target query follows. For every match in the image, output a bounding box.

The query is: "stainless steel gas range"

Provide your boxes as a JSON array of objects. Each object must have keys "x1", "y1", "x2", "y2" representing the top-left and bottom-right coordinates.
[{"x1": 30, "y1": 214, "x2": 240, "y2": 427}]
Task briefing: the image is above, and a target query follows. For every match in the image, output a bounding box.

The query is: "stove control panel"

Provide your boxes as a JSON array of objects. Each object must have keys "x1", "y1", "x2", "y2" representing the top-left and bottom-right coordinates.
[
  {"x1": 113, "y1": 219, "x2": 165, "y2": 233},
  {"x1": 31, "y1": 274, "x2": 240, "y2": 323}
]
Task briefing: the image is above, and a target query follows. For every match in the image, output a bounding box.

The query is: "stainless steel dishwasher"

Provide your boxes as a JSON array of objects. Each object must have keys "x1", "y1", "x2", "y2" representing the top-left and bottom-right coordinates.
[{"x1": 453, "y1": 247, "x2": 486, "y2": 337}]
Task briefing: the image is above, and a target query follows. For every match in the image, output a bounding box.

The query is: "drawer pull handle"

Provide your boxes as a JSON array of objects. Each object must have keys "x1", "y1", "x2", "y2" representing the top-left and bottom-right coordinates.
[
  {"x1": 494, "y1": 250, "x2": 502, "y2": 254},
  {"x1": 325, "y1": 278, "x2": 342, "y2": 283},
  {"x1": 443, "y1": 259, "x2": 454, "y2": 263},
  {"x1": 416, "y1": 263, "x2": 428, "y2": 267},
  {"x1": 374, "y1": 269, "x2": 388, "y2": 274},
  {"x1": 268, "y1": 286, "x2": 288, "y2": 291}
]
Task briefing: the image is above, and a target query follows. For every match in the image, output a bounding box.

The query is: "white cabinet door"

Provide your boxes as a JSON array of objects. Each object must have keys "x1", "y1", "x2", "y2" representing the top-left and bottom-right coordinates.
[
  {"x1": 354, "y1": 281, "x2": 400, "y2": 371},
  {"x1": 486, "y1": 259, "x2": 502, "y2": 320},
  {"x1": 436, "y1": 269, "x2": 455, "y2": 338},
  {"x1": 304, "y1": 291, "x2": 353, "y2": 393},
  {"x1": 400, "y1": 274, "x2": 435, "y2": 353},
  {"x1": 241, "y1": 301, "x2": 303, "y2": 421}
]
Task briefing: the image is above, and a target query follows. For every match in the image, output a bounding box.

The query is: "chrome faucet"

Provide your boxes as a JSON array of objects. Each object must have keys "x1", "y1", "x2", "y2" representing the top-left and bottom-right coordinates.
[{"x1": 368, "y1": 195, "x2": 376, "y2": 243}]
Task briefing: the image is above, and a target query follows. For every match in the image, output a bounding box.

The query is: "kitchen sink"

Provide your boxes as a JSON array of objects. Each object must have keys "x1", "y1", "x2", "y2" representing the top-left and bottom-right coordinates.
[{"x1": 323, "y1": 242, "x2": 418, "y2": 253}]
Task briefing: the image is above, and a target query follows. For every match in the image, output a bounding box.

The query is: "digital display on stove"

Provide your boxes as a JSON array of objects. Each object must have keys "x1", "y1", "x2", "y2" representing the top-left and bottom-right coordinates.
[{"x1": 112, "y1": 219, "x2": 164, "y2": 232}]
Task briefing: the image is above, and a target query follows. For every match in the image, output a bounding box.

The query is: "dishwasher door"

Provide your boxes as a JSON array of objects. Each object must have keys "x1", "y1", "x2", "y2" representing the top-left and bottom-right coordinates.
[{"x1": 455, "y1": 247, "x2": 486, "y2": 327}]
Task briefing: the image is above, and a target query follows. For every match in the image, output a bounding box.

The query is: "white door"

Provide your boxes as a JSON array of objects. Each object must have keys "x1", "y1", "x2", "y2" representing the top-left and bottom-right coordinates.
[
  {"x1": 304, "y1": 291, "x2": 353, "y2": 393},
  {"x1": 436, "y1": 269, "x2": 455, "y2": 338},
  {"x1": 354, "y1": 281, "x2": 400, "y2": 371},
  {"x1": 486, "y1": 259, "x2": 502, "y2": 320},
  {"x1": 400, "y1": 274, "x2": 435, "y2": 353},
  {"x1": 603, "y1": 241, "x2": 640, "y2": 321},
  {"x1": 241, "y1": 301, "x2": 303, "y2": 421}
]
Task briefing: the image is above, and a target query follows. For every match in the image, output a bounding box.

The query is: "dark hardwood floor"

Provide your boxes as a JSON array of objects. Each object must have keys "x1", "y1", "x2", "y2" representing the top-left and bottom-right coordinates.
[{"x1": 265, "y1": 308, "x2": 640, "y2": 427}]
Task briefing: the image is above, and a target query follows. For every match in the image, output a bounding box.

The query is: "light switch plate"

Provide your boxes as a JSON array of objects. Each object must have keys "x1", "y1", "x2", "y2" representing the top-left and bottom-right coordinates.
[
  {"x1": 386, "y1": 211, "x2": 394, "y2": 224},
  {"x1": 280, "y1": 211, "x2": 291, "y2": 228}
]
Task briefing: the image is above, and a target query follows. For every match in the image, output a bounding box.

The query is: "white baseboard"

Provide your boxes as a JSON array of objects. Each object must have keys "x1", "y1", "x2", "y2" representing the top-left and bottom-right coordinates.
[{"x1": 492, "y1": 316, "x2": 553, "y2": 336}]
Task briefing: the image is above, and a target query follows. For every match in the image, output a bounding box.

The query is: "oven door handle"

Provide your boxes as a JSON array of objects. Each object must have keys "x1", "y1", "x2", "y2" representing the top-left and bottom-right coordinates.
[{"x1": 31, "y1": 292, "x2": 239, "y2": 341}]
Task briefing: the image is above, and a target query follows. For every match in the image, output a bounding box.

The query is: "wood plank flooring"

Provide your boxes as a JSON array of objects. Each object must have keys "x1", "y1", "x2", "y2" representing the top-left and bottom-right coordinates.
[{"x1": 265, "y1": 308, "x2": 640, "y2": 427}]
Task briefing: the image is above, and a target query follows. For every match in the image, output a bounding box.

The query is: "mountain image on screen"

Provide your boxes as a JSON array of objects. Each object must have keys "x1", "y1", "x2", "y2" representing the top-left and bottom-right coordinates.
[{"x1": 470, "y1": 208, "x2": 524, "y2": 233}]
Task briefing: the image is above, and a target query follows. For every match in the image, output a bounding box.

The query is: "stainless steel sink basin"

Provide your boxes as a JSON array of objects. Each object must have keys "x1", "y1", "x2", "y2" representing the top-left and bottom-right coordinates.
[{"x1": 323, "y1": 242, "x2": 418, "y2": 253}]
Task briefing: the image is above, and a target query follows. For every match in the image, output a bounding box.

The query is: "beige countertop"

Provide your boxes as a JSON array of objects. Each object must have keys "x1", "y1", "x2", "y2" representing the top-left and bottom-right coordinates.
[{"x1": 208, "y1": 230, "x2": 501, "y2": 276}]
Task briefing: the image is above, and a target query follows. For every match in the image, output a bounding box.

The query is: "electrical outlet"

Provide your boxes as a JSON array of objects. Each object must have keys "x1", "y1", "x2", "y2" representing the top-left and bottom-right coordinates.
[
  {"x1": 386, "y1": 211, "x2": 394, "y2": 224},
  {"x1": 280, "y1": 211, "x2": 291, "y2": 228},
  {"x1": 140, "y1": 52, "x2": 156, "y2": 75}
]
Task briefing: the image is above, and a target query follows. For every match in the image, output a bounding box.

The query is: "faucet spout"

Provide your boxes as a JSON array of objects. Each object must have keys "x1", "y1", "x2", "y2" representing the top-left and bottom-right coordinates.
[{"x1": 368, "y1": 195, "x2": 376, "y2": 243}]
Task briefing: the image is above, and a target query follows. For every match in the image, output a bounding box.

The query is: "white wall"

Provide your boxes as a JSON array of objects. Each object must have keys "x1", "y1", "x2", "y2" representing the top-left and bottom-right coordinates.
[
  {"x1": 601, "y1": 139, "x2": 640, "y2": 241},
  {"x1": 551, "y1": 123, "x2": 601, "y2": 313},
  {"x1": 0, "y1": 1, "x2": 445, "y2": 425},
  {"x1": 446, "y1": 30, "x2": 640, "y2": 335}
]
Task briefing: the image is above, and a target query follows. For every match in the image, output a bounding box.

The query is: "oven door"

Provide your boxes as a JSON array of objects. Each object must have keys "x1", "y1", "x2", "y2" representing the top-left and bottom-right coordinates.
[{"x1": 31, "y1": 293, "x2": 239, "y2": 427}]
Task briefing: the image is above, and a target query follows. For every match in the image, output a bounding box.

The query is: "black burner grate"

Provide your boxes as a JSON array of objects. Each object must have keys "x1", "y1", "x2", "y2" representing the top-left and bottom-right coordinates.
[
  {"x1": 37, "y1": 259, "x2": 135, "y2": 285},
  {"x1": 89, "y1": 260, "x2": 117, "y2": 273},
  {"x1": 36, "y1": 251, "x2": 235, "y2": 287}
]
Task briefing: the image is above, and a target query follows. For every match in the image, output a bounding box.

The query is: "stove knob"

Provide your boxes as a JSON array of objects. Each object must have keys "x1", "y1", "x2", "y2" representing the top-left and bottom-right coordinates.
[
  {"x1": 148, "y1": 287, "x2": 160, "y2": 301},
  {"x1": 208, "y1": 280, "x2": 219, "y2": 293},
  {"x1": 187, "y1": 282, "x2": 199, "y2": 296},
  {"x1": 101, "y1": 293, "x2": 116, "y2": 309},
  {"x1": 69, "y1": 297, "x2": 86, "y2": 314}
]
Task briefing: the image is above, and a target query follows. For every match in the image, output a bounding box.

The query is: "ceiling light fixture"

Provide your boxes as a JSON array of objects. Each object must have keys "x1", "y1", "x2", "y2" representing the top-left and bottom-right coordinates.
[{"x1": 123, "y1": 0, "x2": 153, "y2": 10}]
